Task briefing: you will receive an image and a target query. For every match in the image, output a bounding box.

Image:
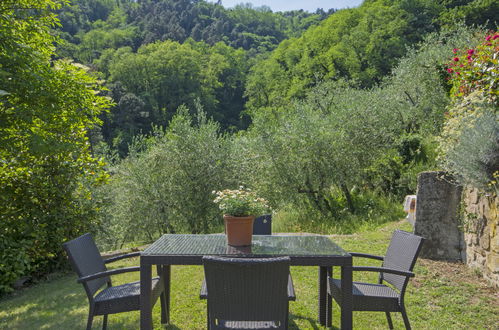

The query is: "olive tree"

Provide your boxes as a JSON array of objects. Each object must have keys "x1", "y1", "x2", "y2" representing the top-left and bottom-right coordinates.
[
  {"x1": 99, "y1": 106, "x2": 235, "y2": 248},
  {"x1": 241, "y1": 81, "x2": 396, "y2": 218}
]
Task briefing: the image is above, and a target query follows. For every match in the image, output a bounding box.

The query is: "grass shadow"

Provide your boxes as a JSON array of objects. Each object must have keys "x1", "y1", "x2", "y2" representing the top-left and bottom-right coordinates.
[{"x1": 289, "y1": 313, "x2": 339, "y2": 329}]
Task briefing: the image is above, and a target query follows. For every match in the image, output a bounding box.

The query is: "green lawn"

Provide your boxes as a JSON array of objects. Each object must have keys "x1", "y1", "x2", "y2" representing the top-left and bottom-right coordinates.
[{"x1": 1, "y1": 221, "x2": 497, "y2": 329}]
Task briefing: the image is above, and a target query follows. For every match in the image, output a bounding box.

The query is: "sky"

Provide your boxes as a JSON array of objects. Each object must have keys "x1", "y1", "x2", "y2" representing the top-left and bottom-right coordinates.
[{"x1": 210, "y1": 0, "x2": 364, "y2": 12}]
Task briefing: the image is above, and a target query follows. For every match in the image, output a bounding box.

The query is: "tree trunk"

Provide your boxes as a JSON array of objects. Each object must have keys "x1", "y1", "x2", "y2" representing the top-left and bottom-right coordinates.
[{"x1": 340, "y1": 183, "x2": 355, "y2": 214}]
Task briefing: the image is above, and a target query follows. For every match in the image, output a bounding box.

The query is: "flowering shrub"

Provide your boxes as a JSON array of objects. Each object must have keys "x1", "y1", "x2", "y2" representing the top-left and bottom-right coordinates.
[
  {"x1": 447, "y1": 32, "x2": 498, "y2": 102},
  {"x1": 213, "y1": 187, "x2": 270, "y2": 217},
  {"x1": 439, "y1": 31, "x2": 499, "y2": 193}
]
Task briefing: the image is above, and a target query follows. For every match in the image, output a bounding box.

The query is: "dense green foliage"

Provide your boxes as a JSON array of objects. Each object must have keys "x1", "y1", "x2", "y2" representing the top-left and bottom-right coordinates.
[
  {"x1": 438, "y1": 0, "x2": 499, "y2": 30},
  {"x1": 0, "y1": 0, "x2": 111, "y2": 294},
  {"x1": 98, "y1": 106, "x2": 234, "y2": 248},
  {"x1": 241, "y1": 81, "x2": 398, "y2": 217},
  {"x1": 97, "y1": 27, "x2": 487, "y2": 244},
  {"x1": 239, "y1": 28, "x2": 483, "y2": 225},
  {"x1": 439, "y1": 32, "x2": 499, "y2": 192},
  {"x1": 245, "y1": 0, "x2": 436, "y2": 110},
  {"x1": 245, "y1": 0, "x2": 497, "y2": 111},
  {"x1": 52, "y1": 1, "x2": 332, "y2": 156},
  {"x1": 57, "y1": 0, "x2": 330, "y2": 57},
  {"x1": 103, "y1": 39, "x2": 247, "y2": 155},
  {"x1": 53, "y1": 0, "x2": 497, "y2": 158}
]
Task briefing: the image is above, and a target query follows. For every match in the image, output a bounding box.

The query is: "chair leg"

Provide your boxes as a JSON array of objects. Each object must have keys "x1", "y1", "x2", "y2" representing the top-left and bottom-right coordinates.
[
  {"x1": 385, "y1": 312, "x2": 394, "y2": 329},
  {"x1": 285, "y1": 304, "x2": 289, "y2": 329},
  {"x1": 160, "y1": 291, "x2": 167, "y2": 324},
  {"x1": 401, "y1": 308, "x2": 412, "y2": 330},
  {"x1": 207, "y1": 302, "x2": 210, "y2": 330},
  {"x1": 102, "y1": 314, "x2": 108, "y2": 330},
  {"x1": 86, "y1": 307, "x2": 94, "y2": 330}
]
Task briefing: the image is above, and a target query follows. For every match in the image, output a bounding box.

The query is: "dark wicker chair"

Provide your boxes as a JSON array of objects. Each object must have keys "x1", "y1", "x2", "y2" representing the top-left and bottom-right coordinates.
[
  {"x1": 253, "y1": 214, "x2": 272, "y2": 235},
  {"x1": 253, "y1": 214, "x2": 295, "y2": 295},
  {"x1": 202, "y1": 256, "x2": 292, "y2": 329},
  {"x1": 62, "y1": 233, "x2": 166, "y2": 330},
  {"x1": 201, "y1": 214, "x2": 296, "y2": 302},
  {"x1": 328, "y1": 230, "x2": 424, "y2": 330}
]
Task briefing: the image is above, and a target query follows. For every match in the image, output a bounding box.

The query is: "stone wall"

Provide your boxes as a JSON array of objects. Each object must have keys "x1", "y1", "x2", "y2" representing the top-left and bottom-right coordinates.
[
  {"x1": 414, "y1": 171, "x2": 464, "y2": 260},
  {"x1": 463, "y1": 187, "x2": 499, "y2": 287}
]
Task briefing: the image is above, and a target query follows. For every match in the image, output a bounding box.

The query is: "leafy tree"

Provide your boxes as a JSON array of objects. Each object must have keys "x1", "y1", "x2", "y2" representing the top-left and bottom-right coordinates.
[
  {"x1": 357, "y1": 26, "x2": 485, "y2": 196},
  {"x1": 240, "y1": 26, "x2": 486, "y2": 223},
  {"x1": 104, "y1": 39, "x2": 248, "y2": 155},
  {"x1": 379, "y1": 25, "x2": 484, "y2": 136},
  {"x1": 99, "y1": 106, "x2": 234, "y2": 248},
  {"x1": 75, "y1": 22, "x2": 138, "y2": 63},
  {"x1": 240, "y1": 80, "x2": 397, "y2": 218},
  {"x1": 108, "y1": 40, "x2": 207, "y2": 124},
  {"x1": 0, "y1": 0, "x2": 111, "y2": 293},
  {"x1": 59, "y1": 0, "x2": 327, "y2": 60},
  {"x1": 57, "y1": 0, "x2": 118, "y2": 34},
  {"x1": 245, "y1": 0, "x2": 448, "y2": 112},
  {"x1": 438, "y1": 0, "x2": 499, "y2": 30}
]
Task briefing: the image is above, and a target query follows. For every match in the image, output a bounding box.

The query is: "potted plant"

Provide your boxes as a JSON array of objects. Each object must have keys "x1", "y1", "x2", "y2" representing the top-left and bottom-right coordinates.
[{"x1": 213, "y1": 187, "x2": 270, "y2": 246}]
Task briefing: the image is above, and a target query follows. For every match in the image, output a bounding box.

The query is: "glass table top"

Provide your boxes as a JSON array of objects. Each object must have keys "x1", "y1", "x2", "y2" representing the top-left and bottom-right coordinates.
[{"x1": 142, "y1": 234, "x2": 349, "y2": 257}]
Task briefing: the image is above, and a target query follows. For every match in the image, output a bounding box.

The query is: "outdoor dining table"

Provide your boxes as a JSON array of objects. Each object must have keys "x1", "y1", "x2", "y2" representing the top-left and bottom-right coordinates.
[{"x1": 139, "y1": 234, "x2": 353, "y2": 329}]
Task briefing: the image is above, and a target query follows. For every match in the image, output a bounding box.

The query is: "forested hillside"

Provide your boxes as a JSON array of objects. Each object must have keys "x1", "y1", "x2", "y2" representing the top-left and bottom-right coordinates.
[
  {"x1": 52, "y1": 0, "x2": 497, "y2": 156},
  {"x1": 55, "y1": 0, "x2": 335, "y2": 154},
  {"x1": 1, "y1": 0, "x2": 497, "y2": 293}
]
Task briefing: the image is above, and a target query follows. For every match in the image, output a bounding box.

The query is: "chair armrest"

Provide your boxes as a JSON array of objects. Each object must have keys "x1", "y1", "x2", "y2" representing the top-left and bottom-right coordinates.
[
  {"x1": 349, "y1": 252, "x2": 384, "y2": 261},
  {"x1": 77, "y1": 266, "x2": 140, "y2": 283},
  {"x1": 287, "y1": 273, "x2": 296, "y2": 301},
  {"x1": 200, "y1": 279, "x2": 208, "y2": 299},
  {"x1": 104, "y1": 252, "x2": 141, "y2": 264},
  {"x1": 352, "y1": 266, "x2": 415, "y2": 278}
]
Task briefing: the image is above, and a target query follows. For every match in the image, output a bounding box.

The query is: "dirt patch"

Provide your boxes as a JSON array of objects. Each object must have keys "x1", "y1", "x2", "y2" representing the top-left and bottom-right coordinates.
[{"x1": 414, "y1": 258, "x2": 499, "y2": 301}]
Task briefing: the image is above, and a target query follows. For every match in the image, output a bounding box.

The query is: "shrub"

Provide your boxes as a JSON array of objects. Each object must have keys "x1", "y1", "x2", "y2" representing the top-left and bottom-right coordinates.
[
  {"x1": 0, "y1": 240, "x2": 30, "y2": 294},
  {"x1": 447, "y1": 32, "x2": 499, "y2": 102},
  {"x1": 439, "y1": 32, "x2": 498, "y2": 192},
  {"x1": 440, "y1": 93, "x2": 498, "y2": 192}
]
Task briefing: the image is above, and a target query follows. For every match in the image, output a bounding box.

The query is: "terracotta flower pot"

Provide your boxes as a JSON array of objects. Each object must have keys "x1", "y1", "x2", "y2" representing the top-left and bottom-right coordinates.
[{"x1": 223, "y1": 215, "x2": 255, "y2": 246}]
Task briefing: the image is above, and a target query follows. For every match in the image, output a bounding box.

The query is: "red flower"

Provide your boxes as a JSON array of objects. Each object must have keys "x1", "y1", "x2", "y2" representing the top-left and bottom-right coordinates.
[
  {"x1": 467, "y1": 55, "x2": 472, "y2": 60},
  {"x1": 493, "y1": 35, "x2": 499, "y2": 40},
  {"x1": 486, "y1": 35, "x2": 492, "y2": 41},
  {"x1": 453, "y1": 57, "x2": 459, "y2": 61},
  {"x1": 453, "y1": 48, "x2": 458, "y2": 53},
  {"x1": 467, "y1": 49, "x2": 474, "y2": 55},
  {"x1": 447, "y1": 68, "x2": 453, "y2": 73}
]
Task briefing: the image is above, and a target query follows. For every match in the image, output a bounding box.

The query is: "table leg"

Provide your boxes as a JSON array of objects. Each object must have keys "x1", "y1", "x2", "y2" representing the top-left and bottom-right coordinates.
[
  {"x1": 341, "y1": 265, "x2": 353, "y2": 329},
  {"x1": 160, "y1": 265, "x2": 171, "y2": 324},
  {"x1": 140, "y1": 260, "x2": 152, "y2": 330},
  {"x1": 318, "y1": 266, "x2": 328, "y2": 326},
  {"x1": 326, "y1": 266, "x2": 333, "y2": 327}
]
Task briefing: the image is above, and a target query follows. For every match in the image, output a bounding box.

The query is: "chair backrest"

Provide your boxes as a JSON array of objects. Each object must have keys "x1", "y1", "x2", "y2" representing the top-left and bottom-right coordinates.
[
  {"x1": 62, "y1": 233, "x2": 109, "y2": 299},
  {"x1": 253, "y1": 214, "x2": 272, "y2": 235},
  {"x1": 203, "y1": 256, "x2": 290, "y2": 328},
  {"x1": 381, "y1": 230, "x2": 424, "y2": 292}
]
